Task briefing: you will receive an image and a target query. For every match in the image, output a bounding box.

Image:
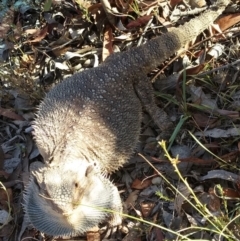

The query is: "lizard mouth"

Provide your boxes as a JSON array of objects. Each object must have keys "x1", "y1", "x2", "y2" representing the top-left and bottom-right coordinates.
[{"x1": 23, "y1": 167, "x2": 119, "y2": 237}]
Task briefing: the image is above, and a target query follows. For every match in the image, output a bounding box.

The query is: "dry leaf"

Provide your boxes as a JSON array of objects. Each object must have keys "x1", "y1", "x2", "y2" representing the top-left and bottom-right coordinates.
[
  {"x1": 151, "y1": 227, "x2": 165, "y2": 241},
  {"x1": 189, "y1": 0, "x2": 206, "y2": 8},
  {"x1": 126, "y1": 15, "x2": 152, "y2": 29},
  {"x1": 216, "y1": 13, "x2": 240, "y2": 32},
  {"x1": 184, "y1": 64, "x2": 205, "y2": 76},
  {"x1": 198, "y1": 190, "x2": 220, "y2": 212},
  {"x1": 140, "y1": 202, "x2": 155, "y2": 218},
  {"x1": 195, "y1": 127, "x2": 240, "y2": 138},
  {"x1": 0, "y1": 8, "x2": 14, "y2": 39},
  {"x1": 215, "y1": 109, "x2": 239, "y2": 118},
  {"x1": 26, "y1": 25, "x2": 48, "y2": 43},
  {"x1": 102, "y1": 25, "x2": 113, "y2": 61},
  {"x1": 220, "y1": 188, "x2": 240, "y2": 200},
  {"x1": 174, "y1": 183, "x2": 191, "y2": 215},
  {"x1": 179, "y1": 157, "x2": 216, "y2": 166},
  {"x1": 189, "y1": 85, "x2": 218, "y2": 110},
  {"x1": 125, "y1": 190, "x2": 139, "y2": 209},
  {"x1": 200, "y1": 170, "x2": 240, "y2": 183},
  {"x1": 0, "y1": 107, "x2": 25, "y2": 121},
  {"x1": 131, "y1": 178, "x2": 152, "y2": 190},
  {"x1": 170, "y1": 0, "x2": 182, "y2": 7},
  {"x1": 207, "y1": 43, "x2": 224, "y2": 59},
  {"x1": 192, "y1": 113, "x2": 218, "y2": 128}
]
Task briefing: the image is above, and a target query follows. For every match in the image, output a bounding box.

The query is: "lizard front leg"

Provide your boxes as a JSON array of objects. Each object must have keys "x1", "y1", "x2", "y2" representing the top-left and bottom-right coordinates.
[{"x1": 134, "y1": 78, "x2": 174, "y2": 140}]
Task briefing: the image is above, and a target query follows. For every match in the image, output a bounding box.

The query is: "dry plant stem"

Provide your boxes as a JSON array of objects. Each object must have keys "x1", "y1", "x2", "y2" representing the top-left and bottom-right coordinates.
[
  {"x1": 73, "y1": 204, "x2": 196, "y2": 240},
  {"x1": 197, "y1": 58, "x2": 240, "y2": 76},
  {"x1": 139, "y1": 141, "x2": 235, "y2": 240},
  {"x1": 100, "y1": 0, "x2": 118, "y2": 25},
  {"x1": 218, "y1": 212, "x2": 240, "y2": 240},
  {"x1": 137, "y1": 17, "x2": 153, "y2": 47},
  {"x1": 166, "y1": 141, "x2": 237, "y2": 239},
  {"x1": 188, "y1": 132, "x2": 238, "y2": 168}
]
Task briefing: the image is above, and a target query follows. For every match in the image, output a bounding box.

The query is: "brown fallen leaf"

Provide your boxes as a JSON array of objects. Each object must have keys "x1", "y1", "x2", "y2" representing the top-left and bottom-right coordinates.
[
  {"x1": 0, "y1": 107, "x2": 25, "y2": 121},
  {"x1": 131, "y1": 178, "x2": 152, "y2": 190},
  {"x1": 151, "y1": 227, "x2": 165, "y2": 241},
  {"x1": 215, "y1": 109, "x2": 239, "y2": 118},
  {"x1": 124, "y1": 190, "x2": 139, "y2": 210},
  {"x1": 25, "y1": 24, "x2": 48, "y2": 43},
  {"x1": 212, "y1": 187, "x2": 240, "y2": 200},
  {"x1": 216, "y1": 13, "x2": 240, "y2": 32},
  {"x1": 140, "y1": 202, "x2": 155, "y2": 218},
  {"x1": 88, "y1": 3, "x2": 102, "y2": 13},
  {"x1": 174, "y1": 183, "x2": 191, "y2": 215},
  {"x1": 126, "y1": 15, "x2": 152, "y2": 29},
  {"x1": 102, "y1": 25, "x2": 113, "y2": 61},
  {"x1": 181, "y1": 150, "x2": 239, "y2": 165},
  {"x1": 221, "y1": 188, "x2": 240, "y2": 200},
  {"x1": 170, "y1": 0, "x2": 182, "y2": 7},
  {"x1": 179, "y1": 157, "x2": 216, "y2": 166},
  {"x1": 192, "y1": 113, "x2": 219, "y2": 128},
  {"x1": 201, "y1": 188, "x2": 220, "y2": 212},
  {"x1": 184, "y1": 64, "x2": 205, "y2": 76},
  {"x1": 0, "y1": 7, "x2": 14, "y2": 39}
]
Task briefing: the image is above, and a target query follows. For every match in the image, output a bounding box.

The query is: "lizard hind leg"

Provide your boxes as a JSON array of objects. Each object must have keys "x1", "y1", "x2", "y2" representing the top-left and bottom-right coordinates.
[{"x1": 134, "y1": 78, "x2": 174, "y2": 140}]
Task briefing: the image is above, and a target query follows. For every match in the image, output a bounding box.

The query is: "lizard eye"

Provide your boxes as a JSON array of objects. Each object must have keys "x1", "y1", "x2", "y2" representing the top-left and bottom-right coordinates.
[
  {"x1": 75, "y1": 183, "x2": 79, "y2": 188},
  {"x1": 85, "y1": 165, "x2": 94, "y2": 177}
]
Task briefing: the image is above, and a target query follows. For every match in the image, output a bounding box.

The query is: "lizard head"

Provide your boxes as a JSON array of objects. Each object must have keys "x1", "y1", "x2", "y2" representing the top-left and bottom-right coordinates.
[{"x1": 23, "y1": 160, "x2": 122, "y2": 237}]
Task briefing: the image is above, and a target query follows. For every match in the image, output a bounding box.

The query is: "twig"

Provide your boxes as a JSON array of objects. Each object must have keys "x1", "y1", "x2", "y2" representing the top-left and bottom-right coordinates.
[
  {"x1": 197, "y1": 58, "x2": 240, "y2": 76},
  {"x1": 137, "y1": 17, "x2": 153, "y2": 47}
]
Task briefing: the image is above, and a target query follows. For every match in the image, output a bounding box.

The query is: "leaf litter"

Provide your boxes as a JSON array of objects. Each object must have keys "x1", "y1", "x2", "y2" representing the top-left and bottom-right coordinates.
[{"x1": 0, "y1": 0, "x2": 240, "y2": 240}]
